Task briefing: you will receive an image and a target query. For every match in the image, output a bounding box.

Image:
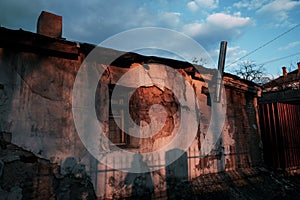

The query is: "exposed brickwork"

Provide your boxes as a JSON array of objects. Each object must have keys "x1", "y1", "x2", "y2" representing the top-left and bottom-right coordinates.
[
  {"x1": 37, "y1": 11, "x2": 62, "y2": 38},
  {"x1": 129, "y1": 86, "x2": 179, "y2": 152},
  {"x1": 0, "y1": 132, "x2": 97, "y2": 200},
  {"x1": 224, "y1": 88, "x2": 262, "y2": 169}
]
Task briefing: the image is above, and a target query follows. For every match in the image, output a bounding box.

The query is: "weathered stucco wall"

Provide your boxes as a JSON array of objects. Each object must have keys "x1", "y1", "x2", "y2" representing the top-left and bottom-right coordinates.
[
  {"x1": 0, "y1": 49, "x2": 85, "y2": 164},
  {"x1": 0, "y1": 32, "x2": 262, "y2": 198}
]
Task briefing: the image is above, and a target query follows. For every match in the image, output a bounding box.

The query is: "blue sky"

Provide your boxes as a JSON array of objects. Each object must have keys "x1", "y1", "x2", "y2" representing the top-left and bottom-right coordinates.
[{"x1": 1, "y1": 0, "x2": 300, "y2": 77}]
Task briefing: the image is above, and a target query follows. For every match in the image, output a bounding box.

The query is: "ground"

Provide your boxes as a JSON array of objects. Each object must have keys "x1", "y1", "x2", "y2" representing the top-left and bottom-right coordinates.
[{"x1": 190, "y1": 168, "x2": 300, "y2": 200}]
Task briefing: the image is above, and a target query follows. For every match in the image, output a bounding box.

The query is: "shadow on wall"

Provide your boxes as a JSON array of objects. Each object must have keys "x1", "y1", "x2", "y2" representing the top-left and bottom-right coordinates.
[
  {"x1": 55, "y1": 157, "x2": 97, "y2": 200},
  {"x1": 166, "y1": 148, "x2": 193, "y2": 200},
  {"x1": 124, "y1": 153, "x2": 154, "y2": 200},
  {"x1": 122, "y1": 149, "x2": 193, "y2": 200}
]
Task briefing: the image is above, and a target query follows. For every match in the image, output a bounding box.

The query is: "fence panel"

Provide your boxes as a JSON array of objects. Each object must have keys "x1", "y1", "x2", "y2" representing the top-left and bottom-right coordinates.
[{"x1": 259, "y1": 102, "x2": 300, "y2": 170}]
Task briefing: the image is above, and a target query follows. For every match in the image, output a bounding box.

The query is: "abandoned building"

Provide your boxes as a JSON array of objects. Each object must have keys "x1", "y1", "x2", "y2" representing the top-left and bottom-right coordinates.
[{"x1": 0, "y1": 11, "x2": 299, "y2": 199}]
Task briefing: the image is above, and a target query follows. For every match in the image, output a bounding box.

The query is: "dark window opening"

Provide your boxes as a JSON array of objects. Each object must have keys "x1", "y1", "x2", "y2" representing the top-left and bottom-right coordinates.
[{"x1": 108, "y1": 85, "x2": 138, "y2": 148}]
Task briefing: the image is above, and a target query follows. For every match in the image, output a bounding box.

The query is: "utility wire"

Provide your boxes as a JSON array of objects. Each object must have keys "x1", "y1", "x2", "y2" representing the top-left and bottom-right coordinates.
[
  {"x1": 226, "y1": 23, "x2": 300, "y2": 67},
  {"x1": 257, "y1": 51, "x2": 300, "y2": 66}
]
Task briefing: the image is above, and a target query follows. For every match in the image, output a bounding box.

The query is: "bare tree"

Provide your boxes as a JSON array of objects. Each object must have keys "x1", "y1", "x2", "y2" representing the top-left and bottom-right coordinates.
[
  {"x1": 191, "y1": 57, "x2": 207, "y2": 66},
  {"x1": 232, "y1": 60, "x2": 271, "y2": 85}
]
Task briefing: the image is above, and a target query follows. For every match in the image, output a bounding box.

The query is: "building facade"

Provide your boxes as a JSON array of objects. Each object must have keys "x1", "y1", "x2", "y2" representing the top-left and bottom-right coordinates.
[{"x1": 0, "y1": 12, "x2": 263, "y2": 199}]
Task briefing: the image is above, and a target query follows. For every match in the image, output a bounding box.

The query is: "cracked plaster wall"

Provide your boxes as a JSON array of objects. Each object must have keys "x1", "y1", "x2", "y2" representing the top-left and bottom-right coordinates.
[{"x1": 0, "y1": 47, "x2": 262, "y2": 199}]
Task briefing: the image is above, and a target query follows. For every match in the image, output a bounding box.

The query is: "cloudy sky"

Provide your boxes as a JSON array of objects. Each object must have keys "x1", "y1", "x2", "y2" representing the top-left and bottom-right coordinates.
[{"x1": 1, "y1": 0, "x2": 300, "y2": 76}]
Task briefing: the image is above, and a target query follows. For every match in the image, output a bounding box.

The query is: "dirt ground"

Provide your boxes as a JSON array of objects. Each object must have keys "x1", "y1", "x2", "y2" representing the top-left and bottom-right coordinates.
[{"x1": 190, "y1": 168, "x2": 300, "y2": 200}]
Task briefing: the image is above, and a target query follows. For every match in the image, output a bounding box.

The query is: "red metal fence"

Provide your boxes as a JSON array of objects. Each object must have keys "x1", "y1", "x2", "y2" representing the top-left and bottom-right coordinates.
[{"x1": 259, "y1": 102, "x2": 300, "y2": 170}]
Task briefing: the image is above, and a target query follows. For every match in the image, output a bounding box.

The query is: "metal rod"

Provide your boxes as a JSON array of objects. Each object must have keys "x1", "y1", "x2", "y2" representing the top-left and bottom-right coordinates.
[{"x1": 215, "y1": 41, "x2": 227, "y2": 102}]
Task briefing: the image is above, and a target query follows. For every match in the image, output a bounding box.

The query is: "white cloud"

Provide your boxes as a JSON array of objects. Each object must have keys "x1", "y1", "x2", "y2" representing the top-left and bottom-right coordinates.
[
  {"x1": 159, "y1": 12, "x2": 181, "y2": 27},
  {"x1": 183, "y1": 13, "x2": 252, "y2": 48},
  {"x1": 183, "y1": 23, "x2": 205, "y2": 37},
  {"x1": 206, "y1": 13, "x2": 251, "y2": 29},
  {"x1": 233, "y1": 0, "x2": 269, "y2": 10},
  {"x1": 187, "y1": 0, "x2": 219, "y2": 11},
  {"x1": 256, "y1": 0, "x2": 300, "y2": 22},
  {"x1": 184, "y1": 13, "x2": 252, "y2": 36},
  {"x1": 278, "y1": 41, "x2": 300, "y2": 51},
  {"x1": 195, "y1": 0, "x2": 219, "y2": 9},
  {"x1": 187, "y1": 1, "x2": 199, "y2": 12}
]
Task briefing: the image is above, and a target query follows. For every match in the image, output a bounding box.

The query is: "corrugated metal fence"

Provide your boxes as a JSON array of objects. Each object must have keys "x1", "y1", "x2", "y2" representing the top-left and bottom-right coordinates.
[{"x1": 259, "y1": 102, "x2": 300, "y2": 170}]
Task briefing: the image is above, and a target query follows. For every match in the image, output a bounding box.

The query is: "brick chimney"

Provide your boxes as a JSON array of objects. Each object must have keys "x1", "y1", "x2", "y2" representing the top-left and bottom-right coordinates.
[
  {"x1": 37, "y1": 11, "x2": 62, "y2": 38},
  {"x1": 282, "y1": 66, "x2": 287, "y2": 76},
  {"x1": 297, "y1": 62, "x2": 300, "y2": 75}
]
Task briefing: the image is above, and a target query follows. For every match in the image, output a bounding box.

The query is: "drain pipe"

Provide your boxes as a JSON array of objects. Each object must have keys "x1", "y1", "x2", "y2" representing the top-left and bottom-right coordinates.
[{"x1": 215, "y1": 41, "x2": 227, "y2": 102}]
